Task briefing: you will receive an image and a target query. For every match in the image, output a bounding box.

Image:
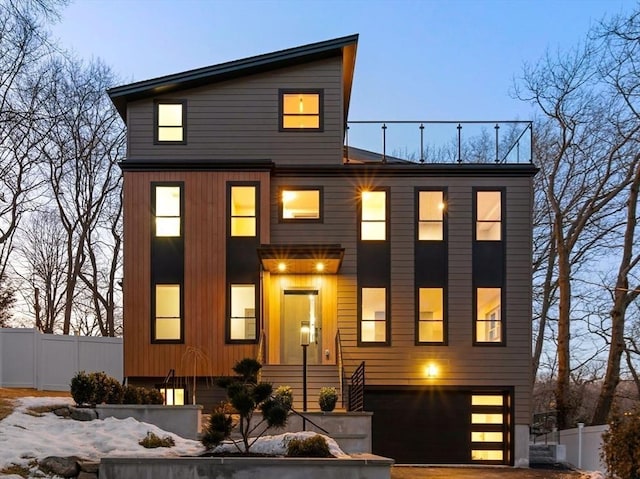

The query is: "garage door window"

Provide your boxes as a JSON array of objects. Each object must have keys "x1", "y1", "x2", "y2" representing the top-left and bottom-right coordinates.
[{"x1": 471, "y1": 394, "x2": 508, "y2": 463}]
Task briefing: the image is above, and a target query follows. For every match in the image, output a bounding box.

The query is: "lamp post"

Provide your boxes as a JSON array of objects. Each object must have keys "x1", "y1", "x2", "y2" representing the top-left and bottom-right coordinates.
[{"x1": 300, "y1": 321, "x2": 310, "y2": 413}]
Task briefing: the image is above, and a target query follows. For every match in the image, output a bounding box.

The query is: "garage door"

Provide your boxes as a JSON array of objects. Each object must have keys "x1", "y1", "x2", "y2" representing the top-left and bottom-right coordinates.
[{"x1": 365, "y1": 387, "x2": 511, "y2": 464}]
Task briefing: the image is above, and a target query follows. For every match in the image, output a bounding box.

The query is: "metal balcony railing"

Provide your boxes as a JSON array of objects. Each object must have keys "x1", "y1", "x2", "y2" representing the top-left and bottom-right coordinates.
[{"x1": 345, "y1": 120, "x2": 533, "y2": 165}]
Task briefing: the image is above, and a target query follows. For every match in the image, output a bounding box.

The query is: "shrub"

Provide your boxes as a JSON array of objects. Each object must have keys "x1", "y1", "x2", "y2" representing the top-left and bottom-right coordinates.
[
  {"x1": 139, "y1": 431, "x2": 175, "y2": 448},
  {"x1": 601, "y1": 408, "x2": 640, "y2": 479},
  {"x1": 273, "y1": 385, "x2": 293, "y2": 410},
  {"x1": 89, "y1": 372, "x2": 123, "y2": 405},
  {"x1": 201, "y1": 404, "x2": 234, "y2": 449},
  {"x1": 286, "y1": 435, "x2": 332, "y2": 458},
  {"x1": 140, "y1": 387, "x2": 164, "y2": 405},
  {"x1": 70, "y1": 371, "x2": 93, "y2": 406},
  {"x1": 122, "y1": 385, "x2": 142, "y2": 404},
  {"x1": 318, "y1": 387, "x2": 338, "y2": 412}
]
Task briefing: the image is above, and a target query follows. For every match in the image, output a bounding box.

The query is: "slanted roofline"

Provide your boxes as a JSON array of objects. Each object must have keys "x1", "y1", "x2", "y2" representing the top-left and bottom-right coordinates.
[{"x1": 108, "y1": 34, "x2": 359, "y2": 123}]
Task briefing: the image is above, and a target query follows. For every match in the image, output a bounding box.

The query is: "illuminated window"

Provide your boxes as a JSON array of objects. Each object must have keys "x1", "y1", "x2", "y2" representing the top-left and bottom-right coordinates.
[
  {"x1": 159, "y1": 387, "x2": 185, "y2": 405},
  {"x1": 361, "y1": 190, "x2": 386, "y2": 240},
  {"x1": 476, "y1": 191, "x2": 501, "y2": 241},
  {"x1": 360, "y1": 287, "x2": 387, "y2": 343},
  {"x1": 229, "y1": 284, "x2": 257, "y2": 341},
  {"x1": 471, "y1": 393, "x2": 507, "y2": 463},
  {"x1": 280, "y1": 90, "x2": 322, "y2": 130},
  {"x1": 418, "y1": 288, "x2": 444, "y2": 343},
  {"x1": 418, "y1": 190, "x2": 445, "y2": 240},
  {"x1": 476, "y1": 288, "x2": 502, "y2": 343},
  {"x1": 231, "y1": 186, "x2": 256, "y2": 237},
  {"x1": 281, "y1": 188, "x2": 321, "y2": 220},
  {"x1": 154, "y1": 284, "x2": 181, "y2": 341},
  {"x1": 155, "y1": 101, "x2": 185, "y2": 143},
  {"x1": 155, "y1": 186, "x2": 181, "y2": 237}
]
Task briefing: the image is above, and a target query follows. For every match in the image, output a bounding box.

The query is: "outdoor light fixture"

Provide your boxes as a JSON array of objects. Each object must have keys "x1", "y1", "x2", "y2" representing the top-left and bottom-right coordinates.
[
  {"x1": 278, "y1": 262, "x2": 286, "y2": 272},
  {"x1": 315, "y1": 262, "x2": 324, "y2": 272},
  {"x1": 300, "y1": 321, "x2": 310, "y2": 346},
  {"x1": 425, "y1": 363, "x2": 439, "y2": 378},
  {"x1": 300, "y1": 321, "x2": 310, "y2": 412}
]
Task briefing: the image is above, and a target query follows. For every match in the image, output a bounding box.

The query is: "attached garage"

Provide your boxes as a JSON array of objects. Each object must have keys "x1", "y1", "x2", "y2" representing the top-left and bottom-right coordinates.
[{"x1": 365, "y1": 387, "x2": 513, "y2": 465}]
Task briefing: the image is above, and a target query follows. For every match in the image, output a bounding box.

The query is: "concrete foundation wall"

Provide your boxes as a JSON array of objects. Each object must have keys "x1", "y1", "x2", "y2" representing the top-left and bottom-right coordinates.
[
  {"x1": 100, "y1": 455, "x2": 393, "y2": 479},
  {"x1": 514, "y1": 424, "x2": 530, "y2": 467}
]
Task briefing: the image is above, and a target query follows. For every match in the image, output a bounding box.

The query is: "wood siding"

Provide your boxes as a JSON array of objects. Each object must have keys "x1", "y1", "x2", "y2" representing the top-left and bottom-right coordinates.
[
  {"x1": 126, "y1": 57, "x2": 343, "y2": 165},
  {"x1": 267, "y1": 172, "x2": 533, "y2": 425},
  {"x1": 122, "y1": 170, "x2": 270, "y2": 378}
]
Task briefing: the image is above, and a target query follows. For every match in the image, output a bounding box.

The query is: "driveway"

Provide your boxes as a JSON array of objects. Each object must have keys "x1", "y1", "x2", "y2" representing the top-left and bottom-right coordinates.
[{"x1": 391, "y1": 466, "x2": 588, "y2": 479}]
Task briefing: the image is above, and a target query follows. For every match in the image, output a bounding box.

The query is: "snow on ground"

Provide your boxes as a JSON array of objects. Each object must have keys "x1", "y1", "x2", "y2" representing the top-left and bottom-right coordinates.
[{"x1": 0, "y1": 396, "x2": 346, "y2": 476}]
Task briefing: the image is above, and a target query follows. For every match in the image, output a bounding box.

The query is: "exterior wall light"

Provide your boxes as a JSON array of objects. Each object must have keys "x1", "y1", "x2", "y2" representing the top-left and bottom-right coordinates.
[
  {"x1": 278, "y1": 262, "x2": 286, "y2": 272},
  {"x1": 316, "y1": 262, "x2": 324, "y2": 272},
  {"x1": 425, "y1": 363, "x2": 439, "y2": 378}
]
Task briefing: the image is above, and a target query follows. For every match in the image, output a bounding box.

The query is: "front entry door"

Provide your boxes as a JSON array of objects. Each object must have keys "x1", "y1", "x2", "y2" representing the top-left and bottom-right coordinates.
[{"x1": 281, "y1": 290, "x2": 321, "y2": 364}]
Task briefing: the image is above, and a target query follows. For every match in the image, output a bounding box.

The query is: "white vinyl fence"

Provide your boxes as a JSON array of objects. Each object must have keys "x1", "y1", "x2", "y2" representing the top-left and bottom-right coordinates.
[
  {"x1": 559, "y1": 423, "x2": 608, "y2": 472},
  {"x1": 0, "y1": 328, "x2": 122, "y2": 391}
]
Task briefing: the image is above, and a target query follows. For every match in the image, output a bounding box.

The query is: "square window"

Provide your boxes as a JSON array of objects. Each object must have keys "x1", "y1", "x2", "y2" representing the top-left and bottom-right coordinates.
[
  {"x1": 155, "y1": 101, "x2": 186, "y2": 143},
  {"x1": 281, "y1": 189, "x2": 321, "y2": 220},
  {"x1": 280, "y1": 90, "x2": 323, "y2": 131}
]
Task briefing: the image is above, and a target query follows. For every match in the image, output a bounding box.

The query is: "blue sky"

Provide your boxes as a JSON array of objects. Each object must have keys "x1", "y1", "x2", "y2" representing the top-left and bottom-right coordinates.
[{"x1": 51, "y1": 0, "x2": 635, "y2": 121}]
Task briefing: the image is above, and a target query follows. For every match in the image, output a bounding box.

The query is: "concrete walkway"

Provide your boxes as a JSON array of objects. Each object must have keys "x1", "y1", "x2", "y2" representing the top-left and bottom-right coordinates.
[{"x1": 391, "y1": 466, "x2": 588, "y2": 479}]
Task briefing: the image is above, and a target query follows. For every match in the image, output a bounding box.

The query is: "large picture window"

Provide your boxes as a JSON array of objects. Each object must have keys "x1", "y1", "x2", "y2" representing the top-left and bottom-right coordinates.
[
  {"x1": 418, "y1": 190, "x2": 445, "y2": 241},
  {"x1": 155, "y1": 101, "x2": 186, "y2": 144},
  {"x1": 417, "y1": 288, "x2": 445, "y2": 343},
  {"x1": 154, "y1": 284, "x2": 182, "y2": 341},
  {"x1": 281, "y1": 188, "x2": 321, "y2": 221},
  {"x1": 230, "y1": 185, "x2": 256, "y2": 237},
  {"x1": 154, "y1": 186, "x2": 181, "y2": 237},
  {"x1": 360, "y1": 287, "x2": 387, "y2": 344},
  {"x1": 280, "y1": 90, "x2": 323, "y2": 130},
  {"x1": 476, "y1": 191, "x2": 501, "y2": 241},
  {"x1": 476, "y1": 288, "x2": 502, "y2": 343},
  {"x1": 229, "y1": 284, "x2": 257, "y2": 341},
  {"x1": 361, "y1": 190, "x2": 387, "y2": 241}
]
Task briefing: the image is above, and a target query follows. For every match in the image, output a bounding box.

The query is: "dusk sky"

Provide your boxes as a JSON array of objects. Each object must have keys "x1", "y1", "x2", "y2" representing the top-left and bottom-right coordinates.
[{"x1": 52, "y1": 0, "x2": 635, "y2": 122}]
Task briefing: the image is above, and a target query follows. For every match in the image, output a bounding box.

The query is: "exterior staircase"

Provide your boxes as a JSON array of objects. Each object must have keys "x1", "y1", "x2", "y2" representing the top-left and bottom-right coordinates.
[{"x1": 260, "y1": 364, "x2": 343, "y2": 411}]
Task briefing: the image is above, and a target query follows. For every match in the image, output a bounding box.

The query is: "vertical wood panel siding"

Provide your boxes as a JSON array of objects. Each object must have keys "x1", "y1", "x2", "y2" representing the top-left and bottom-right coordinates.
[
  {"x1": 126, "y1": 57, "x2": 343, "y2": 165},
  {"x1": 267, "y1": 172, "x2": 532, "y2": 425},
  {"x1": 123, "y1": 170, "x2": 270, "y2": 379}
]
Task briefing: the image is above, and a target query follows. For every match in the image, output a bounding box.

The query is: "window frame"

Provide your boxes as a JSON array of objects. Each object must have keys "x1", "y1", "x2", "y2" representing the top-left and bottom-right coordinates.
[
  {"x1": 154, "y1": 99, "x2": 187, "y2": 145},
  {"x1": 152, "y1": 183, "x2": 183, "y2": 238},
  {"x1": 278, "y1": 89, "x2": 324, "y2": 132},
  {"x1": 415, "y1": 287, "x2": 447, "y2": 345},
  {"x1": 473, "y1": 188, "x2": 504, "y2": 242},
  {"x1": 278, "y1": 186, "x2": 323, "y2": 223},
  {"x1": 151, "y1": 282, "x2": 184, "y2": 343},
  {"x1": 228, "y1": 182, "x2": 259, "y2": 238},
  {"x1": 416, "y1": 188, "x2": 447, "y2": 242},
  {"x1": 359, "y1": 188, "x2": 389, "y2": 242},
  {"x1": 358, "y1": 286, "x2": 390, "y2": 346},
  {"x1": 473, "y1": 287, "x2": 505, "y2": 346},
  {"x1": 226, "y1": 283, "x2": 259, "y2": 344}
]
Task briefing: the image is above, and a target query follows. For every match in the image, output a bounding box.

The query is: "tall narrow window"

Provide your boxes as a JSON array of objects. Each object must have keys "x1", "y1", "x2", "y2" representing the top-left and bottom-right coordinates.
[
  {"x1": 471, "y1": 393, "x2": 508, "y2": 463},
  {"x1": 155, "y1": 101, "x2": 185, "y2": 143},
  {"x1": 155, "y1": 186, "x2": 181, "y2": 237},
  {"x1": 418, "y1": 288, "x2": 444, "y2": 343},
  {"x1": 230, "y1": 186, "x2": 256, "y2": 237},
  {"x1": 154, "y1": 284, "x2": 181, "y2": 341},
  {"x1": 418, "y1": 190, "x2": 445, "y2": 240},
  {"x1": 280, "y1": 90, "x2": 323, "y2": 130},
  {"x1": 229, "y1": 284, "x2": 257, "y2": 341},
  {"x1": 281, "y1": 188, "x2": 321, "y2": 220},
  {"x1": 361, "y1": 190, "x2": 386, "y2": 240},
  {"x1": 360, "y1": 287, "x2": 387, "y2": 343},
  {"x1": 476, "y1": 288, "x2": 502, "y2": 343},
  {"x1": 476, "y1": 191, "x2": 501, "y2": 241}
]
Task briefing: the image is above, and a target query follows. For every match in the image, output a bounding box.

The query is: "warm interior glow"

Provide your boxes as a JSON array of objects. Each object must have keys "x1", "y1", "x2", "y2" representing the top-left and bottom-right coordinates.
[
  {"x1": 477, "y1": 288, "x2": 501, "y2": 342},
  {"x1": 472, "y1": 450, "x2": 503, "y2": 461},
  {"x1": 230, "y1": 284, "x2": 256, "y2": 340},
  {"x1": 425, "y1": 363, "x2": 439, "y2": 378},
  {"x1": 282, "y1": 93, "x2": 320, "y2": 129},
  {"x1": 231, "y1": 186, "x2": 256, "y2": 237},
  {"x1": 419, "y1": 191, "x2": 444, "y2": 240},
  {"x1": 278, "y1": 262, "x2": 287, "y2": 272},
  {"x1": 282, "y1": 189, "x2": 320, "y2": 219},
  {"x1": 315, "y1": 262, "x2": 325, "y2": 272},
  {"x1": 477, "y1": 191, "x2": 501, "y2": 240},
  {"x1": 160, "y1": 387, "x2": 185, "y2": 406},
  {"x1": 157, "y1": 103, "x2": 183, "y2": 142},
  {"x1": 155, "y1": 284, "x2": 180, "y2": 340},
  {"x1": 155, "y1": 186, "x2": 180, "y2": 237},
  {"x1": 472, "y1": 431, "x2": 504, "y2": 442},
  {"x1": 419, "y1": 288, "x2": 444, "y2": 342},
  {"x1": 472, "y1": 395, "x2": 504, "y2": 406},
  {"x1": 300, "y1": 322, "x2": 311, "y2": 346},
  {"x1": 472, "y1": 413, "x2": 504, "y2": 424},
  {"x1": 361, "y1": 190, "x2": 386, "y2": 240},
  {"x1": 361, "y1": 288, "x2": 386, "y2": 342}
]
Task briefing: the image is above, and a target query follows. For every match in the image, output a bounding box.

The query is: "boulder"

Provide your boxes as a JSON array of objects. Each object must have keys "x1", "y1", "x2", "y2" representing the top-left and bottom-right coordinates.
[
  {"x1": 78, "y1": 461, "x2": 100, "y2": 473},
  {"x1": 53, "y1": 407, "x2": 71, "y2": 418},
  {"x1": 70, "y1": 407, "x2": 98, "y2": 421},
  {"x1": 39, "y1": 456, "x2": 80, "y2": 477},
  {"x1": 78, "y1": 472, "x2": 98, "y2": 479}
]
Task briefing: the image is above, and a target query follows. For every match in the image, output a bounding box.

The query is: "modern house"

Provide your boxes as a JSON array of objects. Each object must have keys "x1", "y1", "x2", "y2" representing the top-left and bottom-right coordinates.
[{"x1": 108, "y1": 34, "x2": 536, "y2": 466}]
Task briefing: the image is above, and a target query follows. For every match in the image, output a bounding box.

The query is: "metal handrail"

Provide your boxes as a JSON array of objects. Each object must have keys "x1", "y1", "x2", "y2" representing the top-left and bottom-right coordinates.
[
  {"x1": 348, "y1": 361, "x2": 365, "y2": 412},
  {"x1": 162, "y1": 368, "x2": 175, "y2": 406},
  {"x1": 345, "y1": 120, "x2": 533, "y2": 165},
  {"x1": 335, "y1": 330, "x2": 344, "y2": 408},
  {"x1": 256, "y1": 330, "x2": 266, "y2": 382}
]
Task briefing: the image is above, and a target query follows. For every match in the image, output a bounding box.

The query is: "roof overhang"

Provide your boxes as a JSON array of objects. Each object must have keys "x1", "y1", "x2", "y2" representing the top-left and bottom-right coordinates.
[{"x1": 258, "y1": 244, "x2": 345, "y2": 274}]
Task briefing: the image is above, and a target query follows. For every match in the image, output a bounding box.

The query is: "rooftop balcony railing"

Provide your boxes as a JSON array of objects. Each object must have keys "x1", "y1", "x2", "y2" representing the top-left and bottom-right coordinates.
[{"x1": 345, "y1": 120, "x2": 533, "y2": 165}]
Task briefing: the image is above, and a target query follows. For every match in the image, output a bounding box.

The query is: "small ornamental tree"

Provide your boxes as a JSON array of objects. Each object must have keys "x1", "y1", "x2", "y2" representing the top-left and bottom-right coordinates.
[
  {"x1": 601, "y1": 408, "x2": 640, "y2": 479},
  {"x1": 203, "y1": 358, "x2": 289, "y2": 452}
]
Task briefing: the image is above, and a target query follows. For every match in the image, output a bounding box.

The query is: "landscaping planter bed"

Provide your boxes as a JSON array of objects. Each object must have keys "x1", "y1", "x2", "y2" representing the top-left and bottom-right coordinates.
[
  {"x1": 100, "y1": 455, "x2": 394, "y2": 479},
  {"x1": 95, "y1": 405, "x2": 202, "y2": 440}
]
